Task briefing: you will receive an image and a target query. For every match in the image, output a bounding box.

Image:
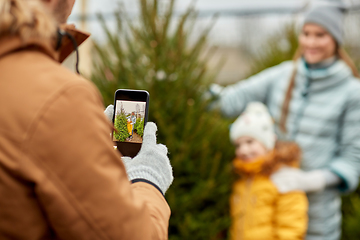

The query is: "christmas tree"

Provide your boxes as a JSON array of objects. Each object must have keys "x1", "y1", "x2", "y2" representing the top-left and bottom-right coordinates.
[
  {"x1": 134, "y1": 118, "x2": 144, "y2": 138},
  {"x1": 114, "y1": 110, "x2": 130, "y2": 142},
  {"x1": 91, "y1": 0, "x2": 234, "y2": 239}
]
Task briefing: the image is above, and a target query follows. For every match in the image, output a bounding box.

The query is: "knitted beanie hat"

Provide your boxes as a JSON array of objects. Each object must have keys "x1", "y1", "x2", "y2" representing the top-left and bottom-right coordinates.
[
  {"x1": 303, "y1": 2, "x2": 347, "y2": 45},
  {"x1": 230, "y1": 102, "x2": 275, "y2": 150}
]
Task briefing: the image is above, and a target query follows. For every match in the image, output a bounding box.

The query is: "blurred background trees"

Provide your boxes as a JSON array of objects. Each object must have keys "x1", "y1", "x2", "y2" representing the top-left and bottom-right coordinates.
[{"x1": 68, "y1": 0, "x2": 360, "y2": 239}]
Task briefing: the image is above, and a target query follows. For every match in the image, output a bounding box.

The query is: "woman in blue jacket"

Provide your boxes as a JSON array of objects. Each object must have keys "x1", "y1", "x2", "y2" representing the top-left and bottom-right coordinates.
[{"x1": 213, "y1": 3, "x2": 360, "y2": 240}]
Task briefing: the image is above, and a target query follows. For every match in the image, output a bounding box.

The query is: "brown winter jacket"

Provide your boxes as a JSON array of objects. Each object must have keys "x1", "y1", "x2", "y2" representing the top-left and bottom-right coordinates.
[{"x1": 0, "y1": 4, "x2": 170, "y2": 240}]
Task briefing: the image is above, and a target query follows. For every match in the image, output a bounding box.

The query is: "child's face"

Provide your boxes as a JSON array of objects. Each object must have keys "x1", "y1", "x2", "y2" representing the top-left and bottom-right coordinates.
[{"x1": 235, "y1": 136, "x2": 268, "y2": 162}]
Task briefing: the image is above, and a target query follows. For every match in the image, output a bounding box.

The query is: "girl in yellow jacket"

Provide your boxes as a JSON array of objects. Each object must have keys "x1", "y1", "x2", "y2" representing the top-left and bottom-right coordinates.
[{"x1": 229, "y1": 102, "x2": 308, "y2": 240}]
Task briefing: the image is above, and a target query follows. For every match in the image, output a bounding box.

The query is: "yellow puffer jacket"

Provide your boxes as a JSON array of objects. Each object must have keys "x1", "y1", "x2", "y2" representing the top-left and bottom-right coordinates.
[{"x1": 230, "y1": 142, "x2": 308, "y2": 240}]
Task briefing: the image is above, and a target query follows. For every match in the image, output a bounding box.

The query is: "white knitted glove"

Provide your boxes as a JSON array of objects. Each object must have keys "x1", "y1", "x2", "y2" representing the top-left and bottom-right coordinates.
[
  {"x1": 104, "y1": 104, "x2": 114, "y2": 122},
  {"x1": 202, "y1": 84, "x2": 223, "y2": 101},
  {"x1": 104, "y1": 105, "x2": 173, "y2": 194},
  {"x1": 209, "y1": 83, "x2": 224, "y2": 97},
  {"x1": 202, "y1": 83, "x2": 225, "y2": 111},
  {"x1": 270, "y1": 167, "x2": 326, "y2": 193},
  {"x1": 121, "y1": 122, "x2": 173, "y2": 195}
]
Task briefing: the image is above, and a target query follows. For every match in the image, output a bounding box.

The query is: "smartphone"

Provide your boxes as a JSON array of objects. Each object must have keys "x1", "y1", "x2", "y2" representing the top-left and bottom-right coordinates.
[{"x1": 112, "y1": 89, "x2": 149, "y2": 158}]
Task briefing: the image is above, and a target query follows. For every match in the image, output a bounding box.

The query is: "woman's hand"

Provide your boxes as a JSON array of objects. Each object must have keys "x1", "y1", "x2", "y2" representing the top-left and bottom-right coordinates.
[{"x1": 270, "y1": 167, "x2": 327, "y2": 193}]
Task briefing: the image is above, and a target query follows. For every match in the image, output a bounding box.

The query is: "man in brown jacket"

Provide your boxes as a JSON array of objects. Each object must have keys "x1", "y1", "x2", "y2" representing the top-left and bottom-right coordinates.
[{"x1": 0, "y1": 0, "x2": 173, "y2": 239}]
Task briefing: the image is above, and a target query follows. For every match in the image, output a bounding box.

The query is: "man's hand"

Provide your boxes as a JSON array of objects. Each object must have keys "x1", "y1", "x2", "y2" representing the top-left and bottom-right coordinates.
[
  {"x1": 104, "y1": 105, "x2": 173, "y2": 194},
  {"x1": 104, "y1": 104, "x2": 114, "y2": 122},
  {"x1": 123, "y1": 122, "x2": 173, "y2": 195}
]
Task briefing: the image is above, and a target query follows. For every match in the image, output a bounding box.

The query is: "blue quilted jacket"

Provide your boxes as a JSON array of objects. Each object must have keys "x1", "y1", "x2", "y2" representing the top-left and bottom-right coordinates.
[{"x1": 219, "y1": 58, "x2": 360, "y2": 240}]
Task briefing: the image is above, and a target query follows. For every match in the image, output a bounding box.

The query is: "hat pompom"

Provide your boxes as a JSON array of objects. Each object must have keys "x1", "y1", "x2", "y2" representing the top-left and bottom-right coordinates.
[{"x1": 230, "y1": 102, "x2": 275, "y2": 150}]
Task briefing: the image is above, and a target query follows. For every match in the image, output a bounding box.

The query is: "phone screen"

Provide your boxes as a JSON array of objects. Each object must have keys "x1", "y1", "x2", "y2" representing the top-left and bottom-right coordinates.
[
  {"x1": 113, "y1": 100, "x2": 146, "y2": 143},
  {"x1": 113, "y1": 90, "x2": 149, "y2": 157}
]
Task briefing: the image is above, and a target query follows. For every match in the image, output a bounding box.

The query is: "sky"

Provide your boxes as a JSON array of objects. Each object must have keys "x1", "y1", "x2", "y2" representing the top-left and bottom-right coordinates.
[
  {"x1": 68, "y1": 0, "x2": 308, "y2": 46},
  {"x1": 68, "y1": 0, "x2": 360, "y2": 46},
  {"x1": 70, "y1": 0, "x2": 307, "y2": 14},
  {"x1": 115, "y1": 100, "x2": 146, "y2": 115}
]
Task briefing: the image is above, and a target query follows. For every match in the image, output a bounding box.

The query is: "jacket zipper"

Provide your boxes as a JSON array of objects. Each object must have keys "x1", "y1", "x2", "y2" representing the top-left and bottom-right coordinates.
[
  {"x1": 290, "y1": 76, "x2": 311, "y2": 140},
  {"x1": 238, "y1": 178, "x2": 253, "y2": 240}
]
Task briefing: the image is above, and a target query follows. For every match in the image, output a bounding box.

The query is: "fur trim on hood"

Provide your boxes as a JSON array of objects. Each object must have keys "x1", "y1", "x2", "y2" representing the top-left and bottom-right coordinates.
[
  {"x1": 261, "y1": 141, "x2": 301, "y2": 175},
  {"x1": 233, "y1": 141, "x2": 302, "y2": 177}
]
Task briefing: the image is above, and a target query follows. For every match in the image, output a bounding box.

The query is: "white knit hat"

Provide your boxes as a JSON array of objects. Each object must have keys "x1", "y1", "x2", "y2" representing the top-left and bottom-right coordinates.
[{"x1": 230, "y1": 102, "x2": 276, "y2": 150}]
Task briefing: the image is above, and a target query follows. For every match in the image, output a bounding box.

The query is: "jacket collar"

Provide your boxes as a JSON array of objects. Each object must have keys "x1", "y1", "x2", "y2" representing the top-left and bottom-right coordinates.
[
  {"x1": 0, "y1": 24, "x2": 89, "y2": 63},
  {"x1": 296, "y1": 57, "x2": 353, "y2": 92},
  {"x1": 306, "y1": 56, "x2": 338, "y2": 70}
]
